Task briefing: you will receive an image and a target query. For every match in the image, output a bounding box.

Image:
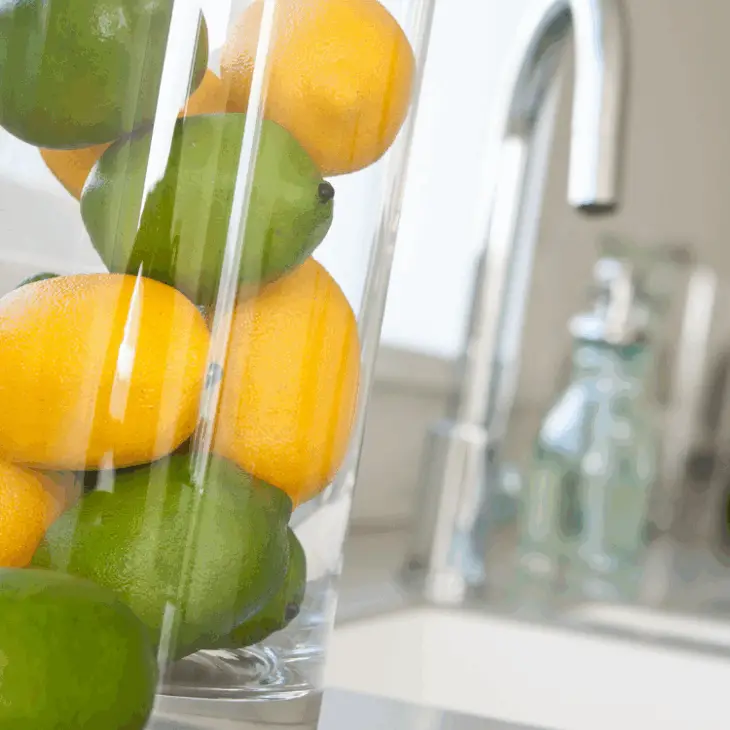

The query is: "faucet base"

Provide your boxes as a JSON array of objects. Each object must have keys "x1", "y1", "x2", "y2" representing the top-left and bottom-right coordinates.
[{"x1": 403, "y1": 419, "x2": 493, "y2": 605}]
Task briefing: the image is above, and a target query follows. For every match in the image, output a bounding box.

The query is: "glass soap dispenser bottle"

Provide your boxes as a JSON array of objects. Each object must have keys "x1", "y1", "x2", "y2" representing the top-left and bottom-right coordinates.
[{"x1": 518, "y1": 256, "x2": 659, "y2": 601}]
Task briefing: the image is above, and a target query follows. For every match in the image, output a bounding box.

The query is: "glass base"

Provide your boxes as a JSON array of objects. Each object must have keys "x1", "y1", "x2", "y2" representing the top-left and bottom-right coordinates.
[
  {"x1": 151, "y1": 692, "x2": 322, "y2": 730},
  {"x1": 161, "y1": 645, "x2": 319, "y2": 700},
  {"x1": 155, "y1": 643, "x2": 321, "y2": 728},
  {"x1": 153, "y1": 600, "x2": 328, "y2": 729},
  {"x1": 159, "y1": 575, "x2": 332, "y2": 702}
]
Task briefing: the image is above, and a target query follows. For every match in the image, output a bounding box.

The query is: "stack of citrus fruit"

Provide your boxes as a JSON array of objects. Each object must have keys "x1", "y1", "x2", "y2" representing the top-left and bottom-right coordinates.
[{"x1": 0, "y1": 0, "x2": 414, "y2": 725}]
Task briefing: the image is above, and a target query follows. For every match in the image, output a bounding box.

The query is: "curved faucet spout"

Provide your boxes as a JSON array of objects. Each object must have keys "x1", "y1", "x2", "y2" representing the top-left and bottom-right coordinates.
[
  {"x1": 566, "y1": 0, "x2": 625, "y2": 209},
  {"x1": 405, "y1": 0, "x2": 627, "y2": 605},
  {"x1": 461, "y1": 0, "x2": 626, "y2": 431},
  {"x1": 504, "y1": 0, "x2": 625, "y2": 209}
]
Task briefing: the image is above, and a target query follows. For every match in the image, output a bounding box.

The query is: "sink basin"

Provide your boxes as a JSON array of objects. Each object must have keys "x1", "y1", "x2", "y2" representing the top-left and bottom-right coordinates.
[
  {"x1": 325, "y1": 607, "x2": 730, "y2": 730},
  {"x1": 567, "y1": 602, "x2": 730, "y2": 651}
]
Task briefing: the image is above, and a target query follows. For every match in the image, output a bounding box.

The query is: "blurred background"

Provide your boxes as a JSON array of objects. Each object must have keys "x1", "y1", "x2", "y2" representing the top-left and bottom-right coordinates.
[
  {"x1": 354, "y1": 0, "x2": 730, "y2": 529},
  {"x1": 323, "y1": 3, "x2": 730, "y2": 723}
]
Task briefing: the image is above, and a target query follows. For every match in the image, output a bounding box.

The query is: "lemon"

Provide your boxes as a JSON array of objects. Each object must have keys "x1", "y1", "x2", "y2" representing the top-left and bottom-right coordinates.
[
  {"x1": 213, "y1": 258, "x2": 360, "y2": 505},
  {"x1": 0, "y1": 274, "x2": 210, "y2": 470},
  {"x1": 0, "y1": 459, "x2": 50, "y2": 567},
  {"x1": 221, "y1": 0, "x2": 415, "y2": 175}
]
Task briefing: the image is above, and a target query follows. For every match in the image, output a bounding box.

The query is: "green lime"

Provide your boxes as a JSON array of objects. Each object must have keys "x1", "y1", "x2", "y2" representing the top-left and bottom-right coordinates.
[
  {"x1": 0, "y1": 0, "x2": 208, "y2": 148},
  {"x1": 0, "y1": 568, "x2": 157, "y2": 730},
  {"x1": 33, "y1": 455, "x2": 292, "y2": 660},
  {"x1": 15, "y1": 272, "x2": 58, "y2": 289},
  {"x1": 225, "y1": 527, "x2": 307, "y2": 649},
  {"x1": 81, "y1": 113, "x2": 335, "y2": 307}
]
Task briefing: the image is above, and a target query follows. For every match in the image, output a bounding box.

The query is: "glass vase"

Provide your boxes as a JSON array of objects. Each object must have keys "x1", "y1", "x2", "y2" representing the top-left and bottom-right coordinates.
[{"x1": 0, "y1": 0, "x2": 436, "y2": 728}]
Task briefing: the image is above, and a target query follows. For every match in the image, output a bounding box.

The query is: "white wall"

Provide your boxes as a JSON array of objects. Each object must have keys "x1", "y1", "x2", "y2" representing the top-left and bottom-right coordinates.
[{"x1": 380, "y1": 0, "x2": 528, "y2": 358}]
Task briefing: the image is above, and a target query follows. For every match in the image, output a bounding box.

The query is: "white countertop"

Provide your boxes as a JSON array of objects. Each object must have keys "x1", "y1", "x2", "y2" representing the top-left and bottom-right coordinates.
[{"x1": 328, "y1": 607, "x2": 730, "y2": 730}]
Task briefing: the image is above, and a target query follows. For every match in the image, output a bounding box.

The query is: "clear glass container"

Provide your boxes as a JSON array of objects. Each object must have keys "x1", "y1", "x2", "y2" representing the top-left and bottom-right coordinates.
[
  {"x1": 517, "y1": 337, "x2": 658, "y2": 598},
  {"x1": 0, "y1": 1, "x2": 435, "y2": 728},
  {"x1": 571, "y1": 338, "x2": 658, "y2": 599},
  {"x1": 517, "y1": 245, "x2": 662, "y2": 604}
]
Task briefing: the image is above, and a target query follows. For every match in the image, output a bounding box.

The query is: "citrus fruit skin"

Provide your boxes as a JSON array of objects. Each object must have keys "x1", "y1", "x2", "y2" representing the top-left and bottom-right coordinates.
[
  {"x1": 181, "y1": 69, "x2": 233, "y2": 118},
  {"x1": 225, "y1": 527, "x2": 306, "y2": 648},
  {"x1": 82, "y1": 113, "x2": 334, "y2": 308},
  {"x1": 213, "y1": 258, "x2": 361, "y2": 505},
  {"x1": 0, "y1": 460, "x2": 50, "y2": 567},
  {"x1": 0, "y1": 274, "x2": 210, "y2": 470},
  {"x1": 40, "y1": 144, "x2": 112, "y2": 201},
  {"x1": 220, "y1": 0, "x2": 415, "y2": 175},
  {"x1": 32, "y1": 455, "x2": 293, "y2": 660},
  {"x1": 40, "y1": 471, "x2": 83, "y2": 525},
  {"x1": 0, "y1": 0, "x2": 208, "y2": 149},
  {"x1": 0, "y1": 569, "x2": 157, "y2": 730},
  {"x1": 40, "y1": 70, "x2": 231, "y2": 200}
]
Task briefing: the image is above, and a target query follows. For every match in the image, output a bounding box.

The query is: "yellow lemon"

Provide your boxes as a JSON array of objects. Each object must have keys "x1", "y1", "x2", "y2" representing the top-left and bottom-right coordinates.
[
  {"x1": 220, "y1": 0, "x2": 415, "y2": 175},
  {"x1": 213, "y1": 258, "x2": 360, "y2": 505},
  {"x1": 0, "y1": 459, "x2": 51, "y2": 567},
  {"x1": 0, "y1": 274, "x2": 210, "y2": 470}
]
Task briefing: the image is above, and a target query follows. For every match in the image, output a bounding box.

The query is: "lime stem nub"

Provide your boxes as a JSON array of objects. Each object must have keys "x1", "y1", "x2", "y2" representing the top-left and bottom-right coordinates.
[{"x1": 318, "y1": 182, "x2": 335, "y2": 203}]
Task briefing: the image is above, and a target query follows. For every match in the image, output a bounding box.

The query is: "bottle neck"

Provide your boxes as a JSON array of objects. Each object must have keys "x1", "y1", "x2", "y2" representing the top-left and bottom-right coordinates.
[{"x1": 570, "y1": 337, "x2": 651, "y2": 385}]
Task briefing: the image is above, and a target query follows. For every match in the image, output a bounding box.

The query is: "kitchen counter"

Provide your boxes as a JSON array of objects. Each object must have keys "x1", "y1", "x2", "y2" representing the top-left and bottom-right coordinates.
[
  {"x1": 319, "y1": 690, "x2": 544, "y2": 729},
  {"x1": 152, "y1": 690, "x2": 545, "y2": 730}
]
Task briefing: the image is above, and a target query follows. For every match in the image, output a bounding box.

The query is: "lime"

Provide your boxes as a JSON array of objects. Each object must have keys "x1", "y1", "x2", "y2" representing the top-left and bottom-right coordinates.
[
  {"x1": 15, "y1": 272, "x2": 58, "y2": 289},
  {"x1": 0, "y1": 568, "x2": 157, "y2": 730},
  {"x1": 0, "y1": 0, "x2": 208, "y2": 148},
  {"x1": 225, "y1": 527, "x2": 306, "y2": 648},
  {"x1": 33, "y1": 455, "x2": 292, "y2": 659},
  {"x1": 81, "y1": 113, "x2": 335, "y2": 307}
]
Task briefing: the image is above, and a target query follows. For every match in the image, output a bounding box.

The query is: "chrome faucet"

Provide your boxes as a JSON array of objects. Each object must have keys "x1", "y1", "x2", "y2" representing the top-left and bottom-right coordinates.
[{"x1": 404, "y1": 0, "x2": 627, "y2": 605}]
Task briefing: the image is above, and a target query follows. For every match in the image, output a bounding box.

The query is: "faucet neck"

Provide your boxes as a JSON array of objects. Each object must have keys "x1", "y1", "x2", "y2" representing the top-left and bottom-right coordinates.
[{"x1": 503, "y1": 0, "x2": 626, "y2": 209}]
